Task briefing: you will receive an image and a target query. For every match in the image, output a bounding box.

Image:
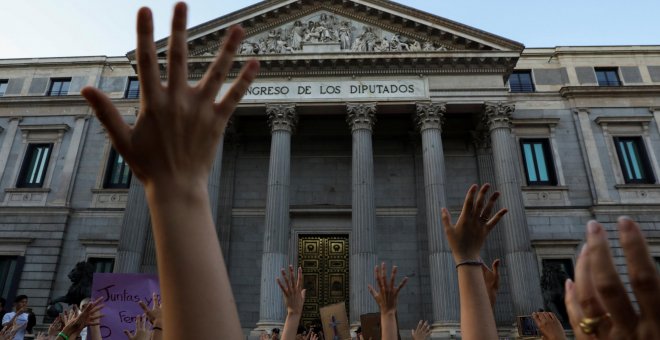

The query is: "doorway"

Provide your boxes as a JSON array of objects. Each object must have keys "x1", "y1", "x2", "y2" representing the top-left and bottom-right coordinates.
[{"x1": 298, "y1": 234, "x2": 349, "y2": 327}]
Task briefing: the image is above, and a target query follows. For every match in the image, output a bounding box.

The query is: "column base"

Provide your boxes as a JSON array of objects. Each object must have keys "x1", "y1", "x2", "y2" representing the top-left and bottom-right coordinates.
[
  {"x1": 430, "y1": 322, "x2": 460, "y2": 339},
  {"x1": 249, "y1": 321, "x2": 284, "y2": 340}
]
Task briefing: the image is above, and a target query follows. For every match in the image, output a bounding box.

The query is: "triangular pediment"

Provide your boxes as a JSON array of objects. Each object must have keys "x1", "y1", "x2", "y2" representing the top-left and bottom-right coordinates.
[{"x1": 131, "y1": 0, "x2": 523, "y2": 60}]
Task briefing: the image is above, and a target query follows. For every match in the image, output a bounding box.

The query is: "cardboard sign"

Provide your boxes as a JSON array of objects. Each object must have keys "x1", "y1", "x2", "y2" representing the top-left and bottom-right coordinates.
[
  {"x1": 360, "y1": 313, "x2": 381, "y2": 340},
  {"x1": 320, "y1": 302, "x2": 351, "y2": 340},
  {"x1": 91, "y1": 273, "x2": 160, "y2": 340}
]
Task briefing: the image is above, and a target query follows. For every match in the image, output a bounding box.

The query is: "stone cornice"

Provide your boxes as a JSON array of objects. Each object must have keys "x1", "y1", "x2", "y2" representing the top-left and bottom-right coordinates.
[
  {"x1": 0, "y1": 95, "x2": 91, "y2": 107},
  {"x1": 560, "y1": 85, "x2": 660, "y2": 99},
  {"x1": 595, "y1": 116, "x2": 653, "y2": 125},
  {"x1": 150, "y1": 52, "x2": 520, "y2": 80}
]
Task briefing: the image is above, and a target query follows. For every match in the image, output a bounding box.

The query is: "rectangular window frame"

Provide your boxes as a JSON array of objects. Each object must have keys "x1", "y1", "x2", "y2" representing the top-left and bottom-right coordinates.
[
  {"x1": 88, "y1": 257, "x2": 115, "y2": 273},
  {"x1": 103, "y1": 148, "x2": 132, "y2": 189},
  {"x1": 508, "y1": 70, "x2": 535, "y2": 93},
  {"x1": 124, "y1": 77, "x2": 140, "y2": 99},
  {"x1": 0, "y1": 79, "x2": 8, "y2": 96},
  {"x1": 17, "y1": 143, "x2": 54, "y2": 188},
  {"x1": 520, "y1": 138, "x2": 558, "y2": 186},
  {"x1": 613, "y1": 136, "x2": 655, "y2": 184},
  {"x1": 595, "y1": 67, "x2": 622, "y2": 87},
  {"x1": 0, "y1": 255, "x2": 25, "y2": 307},
  {"x1": 47, "y1": 78, "x2": 72, "y2": 96}
]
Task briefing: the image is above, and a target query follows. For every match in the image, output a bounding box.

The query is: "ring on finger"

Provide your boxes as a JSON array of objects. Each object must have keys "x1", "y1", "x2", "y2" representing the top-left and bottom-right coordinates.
[{"x1": 579, "y1": 313, "x2": 611, "y2": 335}]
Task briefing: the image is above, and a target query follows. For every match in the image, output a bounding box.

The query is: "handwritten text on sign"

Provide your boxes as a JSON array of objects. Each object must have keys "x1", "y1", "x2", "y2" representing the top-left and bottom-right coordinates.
[
  {"x1": 220, "y1": 79, "x2": 428, "y2": 102},
  {"x1": 91, "y1": 273, "x2": 160, "y2": 340}
]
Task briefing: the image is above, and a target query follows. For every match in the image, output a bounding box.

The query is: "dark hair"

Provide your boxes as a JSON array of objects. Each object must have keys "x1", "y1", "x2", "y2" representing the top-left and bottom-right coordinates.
[
  {"x1": 356, "y1": 326, "x2": 362, "y2": 334},
  {"x1": 14, "y1": 295, "x2": 28, "y2": 304},
  {"x1": 0, "y1": 297, "x2": 5, "y2": 308},
  {"x1": 272, "y1": 328, "x2": 280, "y2": 334}
]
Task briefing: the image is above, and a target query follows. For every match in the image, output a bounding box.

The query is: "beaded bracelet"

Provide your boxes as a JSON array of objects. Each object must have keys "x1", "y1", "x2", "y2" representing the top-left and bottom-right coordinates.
[{"x1": 57, "y1": 332, "x2": 70, "y2": 340}]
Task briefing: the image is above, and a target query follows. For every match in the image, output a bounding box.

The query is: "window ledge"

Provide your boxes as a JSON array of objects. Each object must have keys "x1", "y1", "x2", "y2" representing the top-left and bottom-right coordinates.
[
  {"x1": 91, "y1": 188, "x2": 129, "y2": 209},
  {"x1": 521, "y1": 186, "x2": 570, "y2": 206},
  {"x1": 522, "y1": 185, "x2": 568, "y2": 191},
  {"x1": 4, "y1": 187, "x2": 51, "y2": 193},
  {"x1": 615, "y1": 184, "x2": 660, "y2": 204}
]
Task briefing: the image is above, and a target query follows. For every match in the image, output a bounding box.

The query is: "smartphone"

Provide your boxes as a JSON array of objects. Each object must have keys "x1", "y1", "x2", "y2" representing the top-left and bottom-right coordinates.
[{"x1": 516, "y1": 315, "x2": 540, "y2": 336}]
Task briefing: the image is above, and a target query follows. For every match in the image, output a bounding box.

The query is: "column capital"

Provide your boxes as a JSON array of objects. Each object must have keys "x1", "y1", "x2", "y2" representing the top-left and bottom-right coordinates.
[
  {"x1": 470, "y1": 129, "x2": 491, "y2": 151},
  {"x1": 347, "y1": 103, "x2": 377, "y2": 131},
  {"x1": 573, "y1": 107, "x2": 591, "y2": 115},
  {"x1": 266, "y1": 104, "x2": 297, "y2": 133},
  {"x1": 415, "y1": 102, "x2": 446, "y2": 132},
  {"x1": 483, "y1": 102, "x2": 514, "y2": 131}
]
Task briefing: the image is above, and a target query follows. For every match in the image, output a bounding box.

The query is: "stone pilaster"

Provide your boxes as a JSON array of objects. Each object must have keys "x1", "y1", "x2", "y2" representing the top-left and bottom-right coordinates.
[
  {"x1": 483, "y1": 102, "x2": 543, "y2": 316},
  {"x1": 114, "y1": 179, "x2": 150, "y2": 273},
  {"x1": 573, "y1": 108, "x2": 612, "y2": 204},
  {"x1": 347, "y1": 103, "x2": 379, "y2": 325},
  {"x1": 52, "y1": 115, "x2": 88, "y2": 206},
  {"x1": 0, "y1": 117, "x2": 21, "y2": 184},
  {"x1": 255, "y1": 104, "x2": 297, "y2": 332},
  {"x1": 415, "y1": 103, "x2": 460, "y2": 336}
]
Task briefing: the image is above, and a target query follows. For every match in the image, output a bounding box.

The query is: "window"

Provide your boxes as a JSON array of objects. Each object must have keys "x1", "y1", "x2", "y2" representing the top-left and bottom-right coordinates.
[
  {"x1": 125, "y1": 77, "x2": 139, "y2": 99},
  {"x1": 88, "y1": 257, "x2": 115, "y2": 273},
  {"x1": 540, "y1": 258, "x2": 573, "y2": 328},
  {"x1": 0, "y1": 79, "x2": 8, "y2": 96},
  {"x1": 17, "y1": 143, "x2": 53, "y2": 188},
  {"x1": 613, "y1": 137, "x2": 655, "y2": 184},
  {"x1": 655, "y1": 257, "x2": 660, "y2": 273},
  {"x1": 520, "y1": 139, "x2": 557, "y2": 185},
  {"x1": 595, "y1": 68, "x2": 621, "y2": 86},
  {"x1": 103, "y1": 148, "x2": 131, "y2": 188},
  {"x1": 47, "y1": 78, "x2": 71, "y2": 96},
  {"x1": 509, "y1": 71, "x2": 535, "y2": 93},
  {"x1": 0, "y1": 256, "x2": 25, "y2": 306}
]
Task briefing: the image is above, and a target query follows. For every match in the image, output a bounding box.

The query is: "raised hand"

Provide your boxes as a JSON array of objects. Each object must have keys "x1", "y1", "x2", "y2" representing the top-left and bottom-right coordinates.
[
  {"x1": 532, "y1": 312, "x2": 566, "y2": 340},
  {"x1": 81, "y1": 6, "x2": 259, "y2": 190},
  {"x1": 481, "y1": 259, "x2": 500, "y2": 308},
  {"x1": 565, "y1": 217, "x2": 660, "y2": 339},
  {"x1": 124, "y1": 315, "x2": 153, "y2": 340},
  {"x1": 35, "y1": 331, "x2": 48, "y2": 340},
  {"x1": 277, "y1": 265, "x2": 306, "y2": 316},
  {"x1": 411, "y1": 320, "x2": 431, "y2": 340},
  {"x1": 368, "y1": 263, "x2": 408, "y2": 315},
  {"x1": 61, "y1": 297, "x2": 104, "y2": 338},
  {"x1": 138, "y1": 293, "x2": 162, "y2": 327},
  {"x1": 442, "y1": 184, "x2": 507, "y2": 263},
  {"x1": 48, "y1": 315, "x2": 64, "y2": 338}
]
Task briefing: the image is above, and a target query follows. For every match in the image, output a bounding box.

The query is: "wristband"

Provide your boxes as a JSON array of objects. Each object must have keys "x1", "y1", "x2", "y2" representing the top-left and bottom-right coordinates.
[
  {"x1": 57, "y1": 332, "x2": 70, "y2": 340},
  {"x1": 455, "y1": 259, "x2": 483, "y2": 268},
  {"x1": 153, "y1": 326, "x2": 163, "y2": 331}
]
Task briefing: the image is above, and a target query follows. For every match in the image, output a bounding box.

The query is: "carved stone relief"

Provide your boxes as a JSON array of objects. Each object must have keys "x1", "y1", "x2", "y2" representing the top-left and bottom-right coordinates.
[{"x1": 238, "y1": 11, "x2": 449, "y2": 55}]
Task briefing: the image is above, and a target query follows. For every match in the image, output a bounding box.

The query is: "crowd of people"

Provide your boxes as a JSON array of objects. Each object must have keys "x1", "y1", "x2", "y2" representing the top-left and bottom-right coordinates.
[{"x1": 2, "y1": 2, "x2": 659, "y2": 339}]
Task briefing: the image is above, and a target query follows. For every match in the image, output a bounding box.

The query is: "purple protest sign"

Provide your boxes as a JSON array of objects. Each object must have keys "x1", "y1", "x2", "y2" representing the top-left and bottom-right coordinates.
[{"x1": 91, "y1": 273, "x2": 160, "y2": 340}]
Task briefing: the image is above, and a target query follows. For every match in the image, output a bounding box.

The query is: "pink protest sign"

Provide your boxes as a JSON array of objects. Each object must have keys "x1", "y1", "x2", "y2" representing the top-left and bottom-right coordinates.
[{"x1": 91, "y1": 273, "x2": 160, "y2": 340}]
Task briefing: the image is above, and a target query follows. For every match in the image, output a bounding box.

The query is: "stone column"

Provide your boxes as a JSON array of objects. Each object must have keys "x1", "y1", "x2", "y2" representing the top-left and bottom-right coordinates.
[
  {"x1": 347, "y1": 103, "x2": 379, "y2": 325},
  {"x1": 415, "y1": 103, "x2": 459, "y2": 336},
  {"x1": 114, "y1": 179, "x2": 151, "y2": 273},
  {"x1": 255, "y1": 104, "x2": 297, "y2": 332},
  {"x1": 483, "y1": 102, "x2": 543, "y2": 316}
]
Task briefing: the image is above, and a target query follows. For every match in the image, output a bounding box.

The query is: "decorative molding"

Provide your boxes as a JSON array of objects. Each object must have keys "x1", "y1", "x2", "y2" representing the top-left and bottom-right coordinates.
[
  {"x1": 415, "y1": 102, "x2": 446, "y2": 131},
  {"x1": 512, "y1": 118, "x2": 560, "y2": 127},
  {"x1": 595, "y1": 116, "x2": 653, "y2": 125},
  {"x1": 521, "y1": 186, "x2": 570, "y2": 207},
  {"x1": 560, "y1": 85, "x2": 660, "y2": 99},
  {"x1": 90, "y1": 189, "x2": 130, "y2": 209},
  {"x1": 470, "y1": 129, "x2": 491, "y2": 150},
  {"x1": 483, "y1": 102, "x2": 515, "y2": 131},
  {"x1": 266, "y1": 103, "x2": 297, "y2": 132},
  {"x1": 0, "y1": 238, "x2": 34, "y2": 256},
  {"x1": 346, "y1": 102, "x2": 377, "y2": 131}
]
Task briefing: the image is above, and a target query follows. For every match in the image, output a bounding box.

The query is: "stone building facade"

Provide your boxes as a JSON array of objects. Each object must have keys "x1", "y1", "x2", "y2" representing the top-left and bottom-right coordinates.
[{"x1": 1, "y1": 0, "x2": 660, "y2": 338}]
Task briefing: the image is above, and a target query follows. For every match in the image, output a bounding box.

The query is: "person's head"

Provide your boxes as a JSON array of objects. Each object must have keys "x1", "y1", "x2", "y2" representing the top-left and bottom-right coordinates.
[
  {"x1": 14, "y1": 295, "x2": 28, "y2": 311},
  {"x1": 271, "y1": 328, "x2": 280, "y2": 338}
]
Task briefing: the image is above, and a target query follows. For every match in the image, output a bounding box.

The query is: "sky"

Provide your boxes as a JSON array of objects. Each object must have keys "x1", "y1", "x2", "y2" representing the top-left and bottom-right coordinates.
[{"x1": 1, "y1": 0, "x2": 658, "y2": 59}]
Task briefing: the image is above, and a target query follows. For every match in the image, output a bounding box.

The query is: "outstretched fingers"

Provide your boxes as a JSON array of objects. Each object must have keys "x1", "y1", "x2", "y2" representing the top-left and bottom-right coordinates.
[
  {"x1": 485, "y1": 208, "x2": 507, "y2": 231},
  {"x1": 135, "y1": 7, "x2": 161, "y2": 99},
  {"x1": 166, "y1": 2, "x2": 189, "y2": 90},
  {"x1": 474, "y1": 183, "x2": 490, "y2": 216},
  {"x1": 214, "y1": 59, "x2": 260, "y2": 121},
  {"x1": 81, "y1": 87, "x2": 131, "y2": 159},
  {"x1": 458, "y1": 184, "x2": 478, "y2": 222},
  {"x1": 198, "y1": 26, "x2": 245, "y2": 99}
]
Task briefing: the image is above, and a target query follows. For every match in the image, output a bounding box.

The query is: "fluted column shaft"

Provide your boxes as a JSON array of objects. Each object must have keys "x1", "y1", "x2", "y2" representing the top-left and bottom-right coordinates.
[
  {"x1": 484, "y1": 103, "x2": 543, "y2": 315},
  {"x1": 115, "y1": 180, "x2": 150, "y2": 273},
  {"x1": 257, "y1": 104, "x2": 297, "y2": 329},
  {"x1": 347, "y1": 103, "x2": 378, "y2": 325},
  {"x1": 416, "y1": 103, "x2": 459, "y2": 333}
]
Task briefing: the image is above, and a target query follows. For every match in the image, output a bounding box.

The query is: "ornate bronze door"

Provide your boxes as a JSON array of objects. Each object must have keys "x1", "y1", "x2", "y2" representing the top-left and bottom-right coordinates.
[{"x1": 298, "y1": 235, "x2": 349, "y2": 327}]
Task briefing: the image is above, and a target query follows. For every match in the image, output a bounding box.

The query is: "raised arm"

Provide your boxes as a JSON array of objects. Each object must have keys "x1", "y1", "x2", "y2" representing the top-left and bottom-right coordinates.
[
  {"x1": 277, "y1": 266, "x2": 306, "y2": 340},
  {"x1": 442, "y1": 184, "x2": 507, "y2": 340},
  {"x1": 368, "y1": 263, "x2": 408, "y2": 340},
  {"x1": 80, "y1": 3, "x2": 259, "y2": 340}
]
